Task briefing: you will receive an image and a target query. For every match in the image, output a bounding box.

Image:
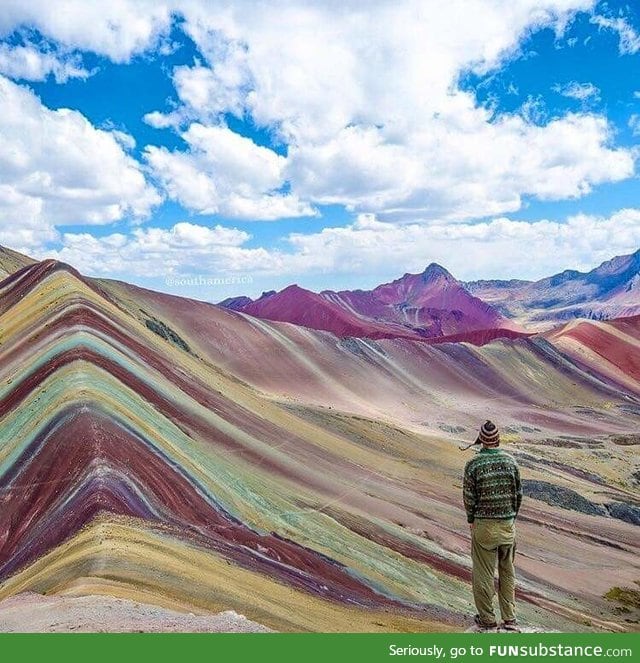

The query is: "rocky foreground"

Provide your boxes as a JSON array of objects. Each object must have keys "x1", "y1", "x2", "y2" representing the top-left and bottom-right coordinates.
[{"x1": 0, "y1": 592, "x2": 272, "y2": 633}]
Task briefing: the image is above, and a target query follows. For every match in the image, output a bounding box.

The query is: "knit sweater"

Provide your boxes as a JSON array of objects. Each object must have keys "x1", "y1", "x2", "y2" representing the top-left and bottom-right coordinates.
[{"x1": 463, "y1": 447, "x2": 522, "y2": 523}]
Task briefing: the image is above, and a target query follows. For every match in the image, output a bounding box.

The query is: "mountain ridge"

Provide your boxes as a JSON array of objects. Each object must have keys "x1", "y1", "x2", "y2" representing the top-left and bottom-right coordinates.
[
  {"x1": 218, "y1": 248, "x2": 640, "y2": 338},
  {"x1": 4, "y1": 244, "x2": 637, "y2": 340},
  {"x1": 0, "y1": 245, "x2": 36, "y2": 279},
  {"x1": 222, "y1": 262, "x2": 521, "y2": 342},
  {"x1": 466, "y1": 248, "x2": 640, "y2": 328}
]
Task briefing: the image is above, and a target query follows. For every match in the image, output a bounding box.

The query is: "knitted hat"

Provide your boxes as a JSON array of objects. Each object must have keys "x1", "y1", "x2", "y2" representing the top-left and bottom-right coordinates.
[{"x1": 477, "y1": 420, "x2": 500, "y2": 447}]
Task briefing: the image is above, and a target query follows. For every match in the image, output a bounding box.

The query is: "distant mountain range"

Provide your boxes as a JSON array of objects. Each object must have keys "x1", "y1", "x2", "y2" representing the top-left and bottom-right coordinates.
[
  {"x1": 3, "y1": 243, "x2": 639, "y2": 340},
  {"x1": 221, "y1": 263, "x2": 522, "y2": 342},
  {"x1": 222, "y1": 249, "x2": 640, "y2": 338},
  {"x1": 466, "y1": 249, "x2": 640, "y2": 329}
]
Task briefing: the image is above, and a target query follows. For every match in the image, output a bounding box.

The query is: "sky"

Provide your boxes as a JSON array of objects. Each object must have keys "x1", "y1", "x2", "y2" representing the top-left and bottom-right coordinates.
[{"x1": 1, "y1": 0, "x2": 640, "y2": 301}]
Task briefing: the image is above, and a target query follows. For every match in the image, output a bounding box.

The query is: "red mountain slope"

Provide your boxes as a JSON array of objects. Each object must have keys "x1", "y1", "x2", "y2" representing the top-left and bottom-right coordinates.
[{"x1": 225, "y1": 265, "x2": 521, "y2": 341}]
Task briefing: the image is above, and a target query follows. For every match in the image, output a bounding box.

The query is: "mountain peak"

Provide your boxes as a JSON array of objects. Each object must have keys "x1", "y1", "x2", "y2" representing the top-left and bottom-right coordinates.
[
  {"x1": 2, "y1": 258, "x2": 84, "y2": 286},
  {"x1": 218, "y1": 295, "x2": 254, "y2": 311},
  {"x1": 421, "y1": 263, "x2": 455, "y2": 282},
  {"x1": 281, "y1": 284, "x2": 307, "y2": 293}
]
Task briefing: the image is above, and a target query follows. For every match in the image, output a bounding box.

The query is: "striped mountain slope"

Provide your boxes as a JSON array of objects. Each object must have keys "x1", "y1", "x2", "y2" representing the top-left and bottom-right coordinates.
[{"x1": 0, "y1": 259, "x2": 637, "y2": 632}]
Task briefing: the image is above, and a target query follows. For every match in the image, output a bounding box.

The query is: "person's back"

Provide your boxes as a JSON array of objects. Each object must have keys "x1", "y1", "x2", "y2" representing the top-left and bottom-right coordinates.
[
  {"x1": 462, "y1": 421, "x2": 522, "y2": 631},
  {"x1": 463, "y1": 446, "x2": 521, "y2": 522}
]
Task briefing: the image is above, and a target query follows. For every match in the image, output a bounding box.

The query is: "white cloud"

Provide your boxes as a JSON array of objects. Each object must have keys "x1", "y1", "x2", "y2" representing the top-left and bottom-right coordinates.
[
  {"x1": 0, "y1": 0, "x2": 634, "y2": 236},
  {"x1": 629, "y1": 114, "x2": 640, "y2": 137},
  {"x1": 135, "y1": 221, "x2": 249, "y2": 249},
  {"x1": 2, "y1": 1, "x2": 630, "y2": 224},
  {"x1": 287, "y1": 112, "x2": 631, "y2": 220},
  {"x1": 34, "y1": 209, "x2": 640, "y2": 290},
  {"x1": 519, "y1": 94, "x2": 548, "y2": 124},
  {"x1": 145, "y1": 0, "x2": 631, "y2": 221},
  {"x1": 145, "y1": 123, "x2": 316, "y2": 220},
  {"x1": 0, "y1": 0, "x2": 174, "y2": 63},
  {"x1": 143, "y1": 110, "x2": 178, "y2": 129},
  {"x1": 110, "y1": 130, "x2": 136, "y2": 151},
  {"x1": 0, "y1": 0, "x2": 596, "y2": 74},
  {"x1": 591, "y1": 14, "x2": 640, "y2": 55},
  {"x1": 36, "y1": 221, "x2": 253, "y2": 277},
  {"x1": 0, "y1": 0, "x2": 636, "y2": 299},
  {"x1": 0, "y1": 75, "x2": 160, "y2": 244},
  {"x1": 172, "y1": 53, "x2": 251, "y2": 120},
  {"x1": 552, "y1": 80, "x2": 600, "y2": 101},
  {"x1": 247, "y1": 210, "x2": 640, "y2": 282},
  {"x1": 174, "y1": 0, "x2": 597, "y2": 141},
  {"x1": 0, "y1": 184, "x2": 59, "y2": 251},
  {"x1": 0, "y1": 43, "x2": 89, "y2": 82}
]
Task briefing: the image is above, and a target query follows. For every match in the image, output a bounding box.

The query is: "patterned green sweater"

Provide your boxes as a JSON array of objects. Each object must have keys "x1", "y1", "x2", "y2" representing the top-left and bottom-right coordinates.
[{"x1": 463, "y1": 448, "x2": 522, "y2": 523}]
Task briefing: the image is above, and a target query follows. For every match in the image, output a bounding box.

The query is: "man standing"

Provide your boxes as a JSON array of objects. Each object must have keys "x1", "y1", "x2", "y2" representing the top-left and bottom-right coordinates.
[{"x1": 463, "y1": 420, "x2": 523, "y2": 631}]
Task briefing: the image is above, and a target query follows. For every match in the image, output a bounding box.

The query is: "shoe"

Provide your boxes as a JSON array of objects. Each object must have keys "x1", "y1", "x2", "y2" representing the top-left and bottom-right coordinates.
[
  {"x1": 474, "y1": 614, "x2": 498, "y2": 630},
  {"x1": 501, "y1": 619, "x2": 520, "y2": 632}
]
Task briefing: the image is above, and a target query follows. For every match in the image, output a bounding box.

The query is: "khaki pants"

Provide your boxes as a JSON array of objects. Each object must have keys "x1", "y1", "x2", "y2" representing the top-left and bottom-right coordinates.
[{"x1": 471, "y1": 518, "x2": 516, "y2": 625}]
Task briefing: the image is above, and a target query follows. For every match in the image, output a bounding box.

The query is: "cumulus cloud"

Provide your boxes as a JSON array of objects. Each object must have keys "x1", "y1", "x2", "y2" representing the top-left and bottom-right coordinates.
[
  {"x1": 2, "y1": 0, "x2": 638, "y2": 291},
  {"x1": 288, "y1": 111, "x2": 631, "y2": 220},
  {"x1": 173, "y1": 50, "x2": 251, "y2": 119},
  {"x1": 143, "y1": 110, "x2": 178, "y2": 130},
  {"x1": 0, "y1": 185, "x2": 59, "y2": 251},
  {"x1": 35, "y1": 209, "x2": 640, "y2": 292},
  {"x1": 0, "y1": 42, "x2": 90, "y2": 82},
  {"x1": 2, "y1": 0, "x2": 632, "y2": 224},
  {"x1": 0, "y1": 75, "x2": 160, "y2": 244},
  {"x1": 144, "y1": 61, "x2": 251, "y2": 129},
  {"x1": 0, "y1": 0, "x2": 174, "y2": 63},
  {"x1": 143, "y1": 0, "x2": 632, "y2": 221},
  {"x1": 277, "y1": 210, "x2": 640, "y2": 281},
  {"x1": 37, "y1": 221, "x2": 254, "y2": 277},
  {"x1": 145, "y1": 123, "x2": 316, "y2": 220}
]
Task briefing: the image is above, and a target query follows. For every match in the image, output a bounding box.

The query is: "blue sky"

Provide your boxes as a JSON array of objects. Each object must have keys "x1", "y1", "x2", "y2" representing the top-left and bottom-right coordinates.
[{"x1": 1, "y1": 0, "x2": 640, "y2": 300}]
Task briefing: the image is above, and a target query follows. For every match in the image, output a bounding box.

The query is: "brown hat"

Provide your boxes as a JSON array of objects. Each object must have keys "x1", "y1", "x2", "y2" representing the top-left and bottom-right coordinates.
[{"x1": 477, "y1": 420, "x2": 500, "y2": 446}]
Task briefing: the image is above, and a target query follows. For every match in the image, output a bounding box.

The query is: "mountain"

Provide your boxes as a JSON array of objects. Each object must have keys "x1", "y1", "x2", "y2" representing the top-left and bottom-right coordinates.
[
  {"x1": 217, "y1": 295, "x2": 253, "y2": 311},
  {"x1": 545, "y1": 315, "x2": 640, "y2": 395},
  {"x1": 0, "y1": 248, "x2": 638, "y2": 632},
  {"x1": 0, "y1": 245, "x2": 35, "y2": 279},
  {"x1": 238, "y1": 284, "x2": 423, "y2": 340},
  {"x1": 466, "y1": 249, "x2": 640, "y2": 329},
  {"x1": 222, "y1": 263, "x2": 522, "y2": 342}
]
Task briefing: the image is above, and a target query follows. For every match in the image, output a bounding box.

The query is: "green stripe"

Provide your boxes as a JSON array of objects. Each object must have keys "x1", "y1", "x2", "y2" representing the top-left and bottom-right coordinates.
[{"x1": 467, "y1": 456, "x2": 516, "y2": 470}]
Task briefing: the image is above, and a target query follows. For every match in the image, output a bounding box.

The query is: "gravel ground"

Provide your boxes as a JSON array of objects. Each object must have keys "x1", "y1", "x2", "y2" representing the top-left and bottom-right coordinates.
[
  {"x1": 466, "y1": 624, "x2": 554, "y2": 633},
  {"x1": 0, "y1": 592, "x2": 273, "y2": 633}
]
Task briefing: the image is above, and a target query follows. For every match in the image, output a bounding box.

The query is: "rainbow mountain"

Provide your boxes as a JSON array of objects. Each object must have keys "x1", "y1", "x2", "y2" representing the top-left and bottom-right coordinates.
[{"x1": 0, "y1": 252, "x2": 638, "y2": 631}]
